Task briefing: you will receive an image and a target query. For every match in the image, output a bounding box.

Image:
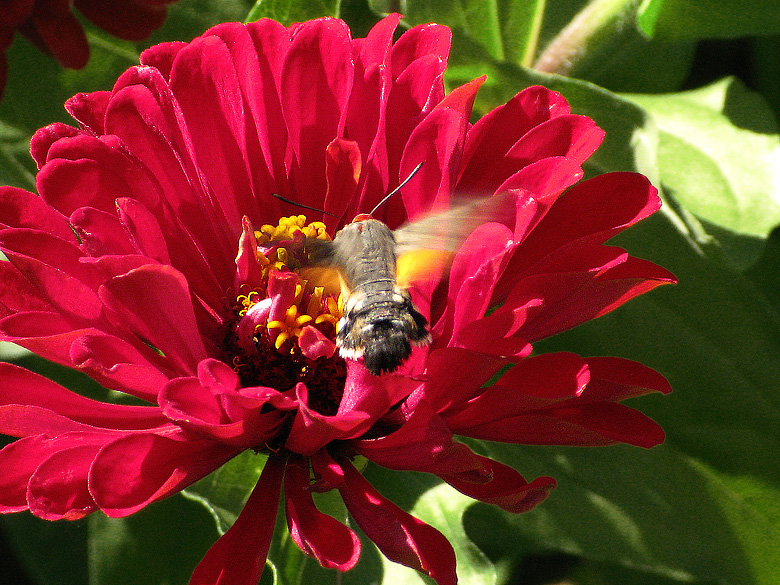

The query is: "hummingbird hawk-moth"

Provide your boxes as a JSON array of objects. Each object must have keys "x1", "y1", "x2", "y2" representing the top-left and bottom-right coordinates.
[{"x1": 300, "y1": 170, "x2": 512, "y2": 376}]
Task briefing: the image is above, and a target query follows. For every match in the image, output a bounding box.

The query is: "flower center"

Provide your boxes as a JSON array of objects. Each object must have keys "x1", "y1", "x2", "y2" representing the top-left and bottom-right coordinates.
[{"x1": 225, "y1": 215, "x2": 347, "y2": 415}]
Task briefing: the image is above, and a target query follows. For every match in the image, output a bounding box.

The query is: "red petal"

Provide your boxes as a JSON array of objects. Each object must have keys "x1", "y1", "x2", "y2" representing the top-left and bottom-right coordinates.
[
  {"x1": 338, "y1": 459, "x2": 457, "y2": 585},
  {"x1": 455, "y1": 402, "x2": 665, "y2": 447},
  {"x1": 104, "y1": 69, "x2": 235, "y2": 300},
  {"x1": 0, "y1": 312, "x2": 103, "y2": 367},
  {"x1": 412, "y1": 348, "x2": 506, "y2": 413},
  {"x1": 390, "y1": 22, "x2": 451, "y2": 81},
  {"x1": 286, "y1": 384, "x2": 370, "y2": 456},
  {"x1": 99, "y1": 264, "x2": 208, "y2": 375},
  {"x1": 115, "y1": 198, "x2": 171, "y2": 264},
  {"x1": 29, "y1": 122, "x2": 80, "y2": 168},
  {"x1": 21, "y1": 0, "x2": 89, "y2": 69},
  {"x1": 441, "y1": 222, "x2": 515, "y2": 345},
  {"x1": 441, "y1": 455, "x2": 555, "y2": 513},
  {"x1": 0, "y1": 229, "x2": 104, "y2": 320},
  {"x1": 71, "y1": 207, "x2": 136, "y2": 257},
  {"x1": 0, "y1": 432, "x2": 115, "y2": 513},
  {"x1": 159, "y1": 361, "x2": 288, "y2": 447},
  {"x1": 298, "y1": 325, "x2": 337, "y2": 360},
  {"x1": 168, "y1": 33, "x2": 259, "y2": 229},
  {"x1": 322, "y1": 137, "x2": 362, "y2": 230},
  {"x1": 339, "y1": 363, "x2": 419, "y2": 425},
  {"x1": 281, "y1": 18, "x2": 354, "y2": 202},
  {"x1": 384, "y1": 48, "x2": 448, "y2": 188},
  {"x1": 284, "y1": 459, "x2": 361, "y2": 570},
  {"x1": 64, "y1": 90, "x2": 111, "y2": 134},
  {"x1": 443, "y1": 352, "x2": 590, "y2": 429},
  {"x1": 356, "y1": 400, "x2": 483, "y2": 476},
  {"x1": 507, "y1": 172, "x2": 661, "y2": 275},
  {"x1": 0, "y1": 362, "x2": 165, "y2": 432},
  {"x1": 459, "y1": 85, "x2": 575, "y2": 191},
  {"x1": 139, "y1": 41, "x2": 188, "y2": 79},
  {"x1": 242, "y1": 19, "x2": 293, "y2": 195},
  {"x1": 399, "y1": 108, "x2": 467, "y2": 221},
  {"x1": 189, "y1": 456, "x2": 284, "y2": 585},
  {"x1": 0, "y1": 436, "x2": 47, "y2": 512},
  {"x1": 27, "y1": 444, "x2": 100, "y2": 520},
  {"x1": 37, "y1": 134, "x2": 153, "y2": 216},
  {"x1": 0, "y1": 261, "x2": 52, "y2": 316},
  {"x1": 0, "y1": 186, "x2": 74, "y2": 240},
  {"x1": 90, "y1": 433, "x2": 237, "y2": 517},
  {"x1": 70, "y1": 332, "x2": 172, "y2": 401},
  {"x1": 583, "y1": 356, "x2": 673, "y2": 401},
  {"x1": 506, "y1": 254, "x2": 676, "y2": 342}
]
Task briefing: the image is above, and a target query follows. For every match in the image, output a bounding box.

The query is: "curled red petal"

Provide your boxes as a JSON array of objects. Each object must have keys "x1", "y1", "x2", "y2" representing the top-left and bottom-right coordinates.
[
  {"x1": 189, "y1": 455, "x2": 284, "y2": 585},
  {"x1": 0, "y1": 186, "x2": 74, "y2": 240},
  {"x1": 0, "y1": 432, "x2": 116, "y2": 513},
  {"x1": 583, "y1": 356, "x2": 673, "y2": 401},
  {"x1": 70, "y1": 333, "x2": 172, "y2": 402},
  {"x1": 99, "y1": 264, "x2": 208, "y2": 375},
  {"x1": 90, "y1": 433, "x2": 237, "y2": 517},
  {"x1": 356, "y1": 400, "x2": 483, "y2": 477},
  {"x1": 0, "y1": 362, "x2": 166, "y2": 432},
  {"x1": 27, "y1": 444, "x2": 100, "y2": 520},
  {"x1": 284, "y1": 458, "x2": 361, "y2": 570},
  {"x1": 338, "y1": 459, "x2": 457, "y2": 585},
  {"x1": 286, "y1": 384, "x2": 370, "y2": 456},
  {"x1": 440, "y1": 455, "x2": 556, "y2": 514},
  {"x1": 0, "y1": 436, "x2": 60, "y2": 512}
]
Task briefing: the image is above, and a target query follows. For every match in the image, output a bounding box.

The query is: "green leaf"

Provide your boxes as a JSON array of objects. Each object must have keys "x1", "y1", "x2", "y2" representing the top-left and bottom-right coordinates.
[
  {"x1": 402, "y1": 0, "x2": 694, "y2": 96},
  {"x1": 246, "y1": 0, "x2": 342, "y2": 25},
  {"x1": 380, "y1": 0, "x2": 546, "y2": 67},
  {"x1": 526, "y1": 202, "x2": 780, "y2": 584},
  {"x1": 0, "y1": 514, "x2": 88, "y2": 585},
  {"x1": 145, "y1": 0, "x2": 256, "y2": 42},
  {"x1": 88, "y1": 495, "x2": 219, "y2": 585},
  {"x1": 462, "y1": 441, "x2": 779, "y2": 585},
  {"x1": 639, "y1": 0, "x2": 780, "y2": 39},
  {"x1": 183, "y1": 450, "x2": 268, "y2": 532},
  {"x1": 0, "y1": 120, "x2": 36, "y2": 191},
  {"x1": 624, "y1": 77, "x2": 780, "y2": 267}
]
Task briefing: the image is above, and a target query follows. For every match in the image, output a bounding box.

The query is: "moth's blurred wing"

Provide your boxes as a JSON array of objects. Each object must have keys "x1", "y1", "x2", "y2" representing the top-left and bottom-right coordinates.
[
  {"x1": 396, "y1": 248, "x2": 453, "y2": 288},
  {"x1": 392, "y1": 192, "x2": 514, "y2": 256},
  {"x1": 300, "y1": 239, "x2": 343, "y2": 296}
]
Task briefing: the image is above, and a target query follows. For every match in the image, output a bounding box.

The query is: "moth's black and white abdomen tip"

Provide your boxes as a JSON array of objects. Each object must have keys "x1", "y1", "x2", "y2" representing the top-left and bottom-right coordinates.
[
  {"x1": 361, "y1": 323, "x2": 413, "y2": 375},
  {"x1": 337, "y1": 289, "x2": 430, "y2": 376}
]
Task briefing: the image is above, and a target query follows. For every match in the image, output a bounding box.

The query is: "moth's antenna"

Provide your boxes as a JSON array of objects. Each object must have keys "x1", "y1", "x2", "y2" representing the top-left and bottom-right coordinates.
[
  {"x1": 271, "y1": 193, "x2": 341, "y2": 218},
  {"x1": 369, "y1": 162, "x2": 424, "y2": 216}
]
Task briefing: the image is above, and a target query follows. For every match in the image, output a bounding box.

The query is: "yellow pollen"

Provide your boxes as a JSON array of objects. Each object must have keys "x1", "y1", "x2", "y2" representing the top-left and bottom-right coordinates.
[
  {"x1": 255, "y1": 215, "x2": 331, "y2": 246},
  {"x1": 237, "y1": 214, "x2": 343, "y2": 354}
]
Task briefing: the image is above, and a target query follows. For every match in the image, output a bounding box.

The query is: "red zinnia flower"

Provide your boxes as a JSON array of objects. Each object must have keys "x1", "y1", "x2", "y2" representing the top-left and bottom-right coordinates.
[
  {"x1": 0, "y1": 0, "x2": 178, "y2": 95},
  {"x1": 0, "y1": 14, "x2": 675, "y2": 585}
]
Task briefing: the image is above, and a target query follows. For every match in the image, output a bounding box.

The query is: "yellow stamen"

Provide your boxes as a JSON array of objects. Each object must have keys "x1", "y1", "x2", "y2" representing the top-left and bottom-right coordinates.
[{"x1": 237, "y1": 214, "x2": 344, "y2": 354}]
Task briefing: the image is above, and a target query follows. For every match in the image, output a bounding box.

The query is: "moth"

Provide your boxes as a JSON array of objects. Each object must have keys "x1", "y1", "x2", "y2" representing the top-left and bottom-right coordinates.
[{"x1": 294, "y1": 165, "x2": 512, "y2": 376}]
